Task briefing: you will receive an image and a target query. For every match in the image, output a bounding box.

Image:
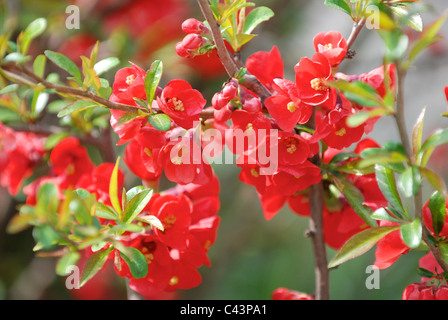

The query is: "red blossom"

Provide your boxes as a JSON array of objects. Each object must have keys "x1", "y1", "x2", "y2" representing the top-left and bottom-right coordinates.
[
  {"x1": 272, "y1": 288, "x2": 314, "y2": 300},
  {"x1": 313, "y1": 31, "x2": 347, "y2": 67},
  {"x1": 374, "y1": 220, "x2": 410, "y2": 269},
  {"x1": 294, "y1": 52, "x2": 336, "y2": 107},
  {"x1": 246, "y1": 46, "x2": 284, "y2": 92},
  {"x1": 158, "y1": 80, "x2": 207, "y2": 129}
]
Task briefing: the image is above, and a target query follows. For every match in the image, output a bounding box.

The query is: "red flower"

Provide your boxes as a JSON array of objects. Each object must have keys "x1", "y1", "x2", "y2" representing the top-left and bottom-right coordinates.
[
  {"x1": 124, "y1": 126, "x2": 167, "y2": 183},
  {"x1": 313, "y1": 31, "x2": 347, "y2": 67},
  {"x1": 150, "y1": 194, "x2": 193, "y2": 250},
  {"x1": 158, "y1": 80, "x2": 206, "y2": 129},
  {"x1": 294, "y1": 53, "x2": 336, "y2": 107},
  {"x1": 403, "y1": 283, "x2": 448, "y2": 300},
  {"x1": 419, "y1": 252, "x2": 443, "y2": 282},
  {"x1": 288, "y1": 193, "x2": 310, "y2": 217},
  {"x1": 264, "y1": 78, "x2": 313, "y2": 132},
  {"x1": 246, "y1": 46, "x2": 284, "y2": 92},
  {"x1": 50, "y1": 137, "x2": 95, "y2": 190},
  {"x1": 111, "y1": 62, "x2": 147, "y2": 106},
  {"x1": 76, "y1": 163, "x2": 125, "y2": 207},
  {"x1": 272, "y1": 288, "x2": 314, "y2": 300},
  {"x1": 158, "y1": 137, "x2": 213, "y2": 185},
  {"x1": 323, "y1": 205, "x2": 370, "y2": 250},
  {"x1": 374, "y1": 220, "x2": 409, "y2": 269},
  {"x1": 359, "y1": 64, "x2": 396, "y2": 98}
]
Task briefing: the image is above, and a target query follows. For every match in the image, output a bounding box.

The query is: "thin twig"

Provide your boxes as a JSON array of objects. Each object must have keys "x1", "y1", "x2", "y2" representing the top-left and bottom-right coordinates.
[{"x1": 196, "y1": 0, "x2": 272, "y2": 103}]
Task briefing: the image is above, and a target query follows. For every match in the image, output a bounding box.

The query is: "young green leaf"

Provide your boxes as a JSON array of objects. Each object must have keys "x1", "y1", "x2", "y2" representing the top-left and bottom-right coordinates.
[
  {"x1": 57, "y1": 100, "x2": 98, "y2": 118},
  {"x1": 33, "y1": 54, "x2": 47, "y2": 78},
  {"x1": 242, "y1": 6, "x2": 274, "y2": 34},
  {"x1": 109, "y1": 157, "x2": 122, "y2": 217},
  {"x1": 398, "y1": 165, "x2": 421, "y2": 198},
  {"x1": 375, "y1": 165, "x2": 406, "y2": 216},
  {"x1": 412, "y1": 107, "x2": 426, "y2": 156},
  {"x1": 44, "y1": 50, "x2": 82, "y2": 83},
  {"x1": 145, "y1": 60, "x2": 163, "y2": 108},
  {"x1": 324, "y1": 0, "x2": 352, "y2": 16},
  {"x1": 79, "y1": 246, "x2": 113, "y2": 287},
  {"x1": 56, "y1": 252, "x2": 81, "y2": 276},
  {"x1": 371, "y1": 207, "x2": 401, "y2": 223},
  {"x1": 93, "y1": 57, "x2": 120, "y2": 76},
  {"x1": 400, "y1": 218, "x2": 422, "y2": 249},
  {"x1": 149, "y1": 113, "x2": 171, "y2": 131},
  {"x1": 116, "y1": 246, "x2": 148, "y2": 279},
  {"x1": 21, "y1": 18, "x2": 47, "y2": 55},
  {"x1": 328, "y1": 226, "x2": 400, "y2": 269},
  {"x1": 427, "y1": 191, "x2": 446, "y2": 237},
  {"x1": 122, "y1": 189, "x2": 153, "y2": 224}
]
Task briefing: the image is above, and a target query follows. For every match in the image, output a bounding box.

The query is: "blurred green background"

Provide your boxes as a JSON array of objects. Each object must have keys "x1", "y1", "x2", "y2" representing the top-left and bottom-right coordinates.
[{"x1": 0, "y1": 0, "x2": 447, "y2": 300}]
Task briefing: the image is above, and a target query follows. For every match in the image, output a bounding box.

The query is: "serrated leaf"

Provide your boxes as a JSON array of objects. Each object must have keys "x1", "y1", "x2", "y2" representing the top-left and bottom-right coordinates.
[
  {"x1": 94, "y1": 57, "x2": 120, "y2": 76},
  {"x1": 116, "y1": 246, "x2": 148, "y2": 279},
  {"x1": 328, "y1": 226, "x2": 400, "y2": 268},
  {"x1": 242, "y1": 6, "x2": 274, "y2": 34},
  {"x1": 79, "y1": 246, "x2": 113, "y2": 287},
  {"x1": 400, "y1": 218, "x2": 422, "y2": 249},
  {"x1": 122, "y1": 189, "x2": 153, "y2": 224},
  {"x1": 149, "y1": 113, "x2": 171, "y2": 131},
  {"x1": 145, "y1": 60, "x2": 163, "y2": 108},
  {"x1": 57, "y1": 100, "x2": 97, "y2": 118},
  {"x1": 428, "y1": 191, "x2": 446, "y2": 236},
  {"x1": 45, "y1": 50, "x2": 82, "y2": 82}
]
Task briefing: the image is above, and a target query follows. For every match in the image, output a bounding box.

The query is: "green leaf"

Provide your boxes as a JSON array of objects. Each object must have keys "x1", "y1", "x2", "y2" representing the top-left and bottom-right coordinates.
[
  {"x1": 375, "y1": 165, "x2": 406, "y2": 215},
  {"x1": 0, "y1": 84, "x2": 19, "y2": 95},
  {"x1": 32, "y1": 225, "x2": 61, "y2": 250},
  {"x1": 420, "y1": 128, "x2": 448, "y2": 153},
  {"x1": 378, "y1": 29, "x2": 409, "y2": 61},
  {"x1": 109, "y1": 157, "x2": 122, "y2": 217},
  {"x1": 407, "y1": 10, "x2": 448, "y2": 67},
  {"x1": 324, "y1": 0, "x2": 352, "y2": 16},
  {"x1": 45, "y1": 50, "x2": 82, "y2": 83},
  {"x1": 398, "y1": 165, "x2": 421, "y2": 198},
  {"x1": 122, "y1": 189, "x2": 153, "y2": 224},
  {"x1": 33, "y1": 54, "x2": 46, "y2": 78},
  {"x1": 21, "y1": 18, "x2": 47, "y2": 55},
  {"x1": 331, "y1": 176, "x2": 377, "y2": 227},
  {"x1": 69, "y1": 196, "x2": 93, "y2": 226},
  {"x1": 6, "y1": 212, "x2": 35, "y2": 234},
  {"x1": 371, "y1": 207, "x2": 401, "y2": 223},
  {"x1": 242, "y1": 6, "x2": 275, "y2": 34},
  {"x1": 93, "y1": 57, "x2": 120, "y2": 76},
  {"x1": 400, "y1": 218, "x2": 422, "y2": 249},
  {"x1": 138, "y1": 215, "x2": 165, "y2": 232},
  {"x1": 145, "y1": 60, "x2": 163, "y2": 108},
  {"x1": 56, "y1": 252, "x2": 81, "y2": 276},
  {"x1": 44, "y1": 132, "x2": 70, "y2": 150},
  {"x1": 417, "y1": 267, "x2": 436, "y2": 279},
  {"x1": 390, "y1": 5, "x2": 423, "y2": 32},
  {"x1": 149, "y1": 113, "x2": 171, "y2": 131},
  {"x1": 327, "y1": 80, "x2": 384, "y2": 107},
  {"x1": 116, "y1": 246, "x2": 148, "y2": 279},
  {"x1": 95, "y1": 202, "x2": 119, "y2": 221},
  {"x1": 57, "y1": 100, "x2": 98, "y2": 118},
  {"x1": 79, "y1": 246, "x2": 113, "y2": 287},
  {"x1": 35, "y1": 182, "x2": 60, "y2": 222},
  {"x1": 428, "y1": 191, "x2": 446, "y2": 236},
  {"x1": 328, "y1": 226, "x2": 400, "y2": 269},
  {"x1": 3, "y1": 52, "x2": 31, "y2": 64},
  {"x1": 420, "y1": 167, "x2": 447, "y2": 195},
  {"x1": 412, "y1": 107, "x2": 426, "y2": 156}
]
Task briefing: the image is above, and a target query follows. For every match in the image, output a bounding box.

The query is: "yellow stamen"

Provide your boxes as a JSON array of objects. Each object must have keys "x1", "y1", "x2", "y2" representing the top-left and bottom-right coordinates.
[
  {"x1": 126, "y1": 74, "x2": 136, "y2": 85},
  {"x1": 335, "y1": 128, "x2": 347, "y2": 137},
  {"x1": 287, "y1": 101, "x2": 297, "y2": 112},
  {"x1": 310, "y1": 78, "x2": 328, "y2": 92}
]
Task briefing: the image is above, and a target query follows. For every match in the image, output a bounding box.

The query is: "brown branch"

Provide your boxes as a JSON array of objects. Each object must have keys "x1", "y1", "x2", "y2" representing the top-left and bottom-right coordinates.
[
  {"x1": 306, "y1": 113, "x2": 330, "y2": 300},
  {"x1": 394, "y1": 60, "x2": 448, "y2": 272},
  {"x1": 196, "y1": 0, "x2": 272, "y2": 103},
  {"x1": 344, "y1": 17, "x2": 366, "y2": 61}
]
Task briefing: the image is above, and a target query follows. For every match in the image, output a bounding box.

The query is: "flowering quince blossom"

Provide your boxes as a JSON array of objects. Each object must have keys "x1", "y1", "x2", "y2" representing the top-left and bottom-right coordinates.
[
  {"x1": 313, "y1": 31, "x2": 348, "y2": 68},
  {"x1": 245, "y1": 45, "x2": 284, "y2": 92},
  {"x1": 272, "y1": 288, "x2": 314, "y2": 300}
]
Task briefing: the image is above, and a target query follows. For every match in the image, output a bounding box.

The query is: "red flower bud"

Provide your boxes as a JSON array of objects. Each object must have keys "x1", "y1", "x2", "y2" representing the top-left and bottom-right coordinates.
[
  {"x1": 182, "y1": 18, "x2": 209, "y2": 35},
  {"x1": 182, "y1": 33, "x2": 205, "y2": 50}
]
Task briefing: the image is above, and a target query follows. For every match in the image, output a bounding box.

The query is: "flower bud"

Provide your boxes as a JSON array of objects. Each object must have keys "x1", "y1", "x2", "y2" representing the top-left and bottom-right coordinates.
[
  {"x1": 242, "y1": 96, "x2": 262, "y2": 113},
  {"x1": 182, "y1": 18, "x2": 209, "y2": 35},
  {"x1": 175, "y1": 42, "x2": 193, "y2": 58},
  {"x1": 182, "y1": 33, "x2": 206, "y2": 50},
  {"x1": 222, "y1": 81, "x2": 238, "y2": 100}
]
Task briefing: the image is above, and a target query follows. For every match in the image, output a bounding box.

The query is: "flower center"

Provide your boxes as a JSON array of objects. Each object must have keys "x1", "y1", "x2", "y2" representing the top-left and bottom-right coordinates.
[
  {"x1": 66, "y1": 163, "x2": 75, "y2": 175},
  {"x1": 335, "y1": 127, "x2": 347, "y2": 136},
  {"x1": 169, "y1": 276, "x2": 179, "y2": 286},
  {"x1": 169, "y1": 97, "x2": 184, "y2": 111},
  {"x1": 163, "y1": 214, "x2": 177, "y2": 228},
  {"x1": 141, "y1": 241, "x2": 156, "y2": 264},
  {"x1": 287, "y1": 101, "x2": 297, "y2": 113},
  {"x1": 144, "y1": 147, "x2": 153, "y2": 157},
  {"x1": 251, "y1": 168, "x2": 259, "y2": 178},
  {"x1": 284, "y1": 138, "x2": 297, "y2": 154},
  {"x1": 245, "y1": 123, "x2": 255, "y2": 136},
  {"x1": 125, "y1": 74, "x2": 136, "y2": 85},
  {"x1": 310, "y1": 78, "x2": 328, "y2": 91},
  {"x1": 323, "y1": 43, "x2": 333, "y2": 51}
]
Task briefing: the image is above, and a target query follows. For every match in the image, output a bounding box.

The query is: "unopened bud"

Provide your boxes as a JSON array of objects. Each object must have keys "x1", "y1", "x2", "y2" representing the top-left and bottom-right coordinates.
[{"x1": 182, "y1": 18, "x2": 209, "y2": 35}]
